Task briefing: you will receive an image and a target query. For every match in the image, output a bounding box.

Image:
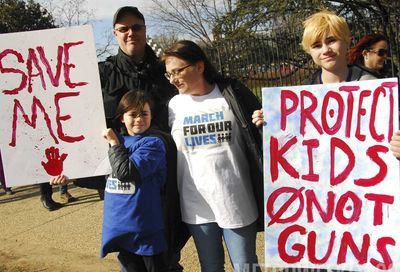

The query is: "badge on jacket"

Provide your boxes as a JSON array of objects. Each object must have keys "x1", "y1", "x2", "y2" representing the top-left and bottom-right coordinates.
[{"x1": 105, "y1": 177, "x2": 136, "y2": 194}]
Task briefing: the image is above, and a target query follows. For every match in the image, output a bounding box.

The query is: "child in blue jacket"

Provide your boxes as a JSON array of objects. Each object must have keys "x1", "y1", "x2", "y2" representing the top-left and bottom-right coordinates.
[{"x1": 101, "y1": 90, "x2": 168, "y2": 272}]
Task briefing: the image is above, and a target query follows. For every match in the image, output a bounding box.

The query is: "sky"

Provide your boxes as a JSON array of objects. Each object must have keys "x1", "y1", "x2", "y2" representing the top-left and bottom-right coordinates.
[{"x1": 87, "y1": 1, "x2": 153, "y2": 19}]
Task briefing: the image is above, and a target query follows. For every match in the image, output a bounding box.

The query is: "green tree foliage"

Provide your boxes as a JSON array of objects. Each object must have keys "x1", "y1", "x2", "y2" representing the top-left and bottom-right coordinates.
[
  {"x1": 0, "y1": 0, "x2": 56, "y2": 33},
  {"x1": 215, "y1": 0, "x2": 399, "y2": 40},
  {"x1": 213, "y1": 0, "x2": 399, "y2": 67}
]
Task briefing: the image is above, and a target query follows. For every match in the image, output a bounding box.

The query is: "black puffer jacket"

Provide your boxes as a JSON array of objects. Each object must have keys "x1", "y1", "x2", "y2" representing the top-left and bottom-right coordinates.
[
  {"x1": 98, "y1": 45, "x2": 177, "y2": 132},
  {"x1": 217, "y1": 78, "x2": 264, "y2": 231}
]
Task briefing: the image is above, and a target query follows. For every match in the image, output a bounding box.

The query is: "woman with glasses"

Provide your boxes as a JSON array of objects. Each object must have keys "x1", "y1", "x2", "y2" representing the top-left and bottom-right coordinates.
[
  {"x1": 348, "y1": 33, "x2": 389, "y2": 78},
  {"x1": 162, "y1": 40, "x2": 263, "y2": 272}
]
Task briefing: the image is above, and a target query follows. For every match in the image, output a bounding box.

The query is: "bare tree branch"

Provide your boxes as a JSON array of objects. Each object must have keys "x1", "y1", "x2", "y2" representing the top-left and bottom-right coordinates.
[
  {"x1": 38, "y1": 0, "x2": 114, "y2": 59},
  {"x1": 149, "y1": 0, "x2": 236, "y2": 45}
]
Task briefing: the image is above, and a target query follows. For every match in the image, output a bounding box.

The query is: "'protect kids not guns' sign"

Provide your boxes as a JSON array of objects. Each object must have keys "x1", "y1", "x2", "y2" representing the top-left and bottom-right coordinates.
[
  {"x1": 262, "y1": 78, "x2": 400, "y2": 271},
  {"x1": 0, "y1": 25, "x2": 110, "y2": 186}
]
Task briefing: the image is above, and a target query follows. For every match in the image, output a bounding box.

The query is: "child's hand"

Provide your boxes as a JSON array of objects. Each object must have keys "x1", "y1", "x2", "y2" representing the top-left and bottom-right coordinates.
[
  {"x1": 252, "y1": 109, "x2": 265, "y2": 127},
  {"x1": 390, "y1": 130, "x2": 400, "y2": 159},
  {"x1": 102, "y1": 128, "x2": 120, "y2": 146},
  {"x1": 50, "y1": 175, "x2": 68, "y2": 185}
]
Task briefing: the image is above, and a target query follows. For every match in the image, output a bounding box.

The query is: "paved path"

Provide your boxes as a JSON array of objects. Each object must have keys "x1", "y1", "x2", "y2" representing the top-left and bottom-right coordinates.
[{"x1": 0, "y1": 184, "x2": 265, "y2": 271}]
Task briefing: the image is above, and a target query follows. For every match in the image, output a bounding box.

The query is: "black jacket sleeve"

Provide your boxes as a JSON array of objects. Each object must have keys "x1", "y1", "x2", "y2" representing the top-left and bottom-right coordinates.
[{"x1": 108, "y1": 144, "x2": 140, "y2": 183}]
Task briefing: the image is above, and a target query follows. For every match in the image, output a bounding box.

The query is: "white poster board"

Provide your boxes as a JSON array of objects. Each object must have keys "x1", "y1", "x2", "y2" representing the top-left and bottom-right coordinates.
[
  {"x1": 263, "y1": 78, "x2": 400, "y2": 271},
  {"x1": 0, "y1": 25, "x2": 110, "y2": 186}
]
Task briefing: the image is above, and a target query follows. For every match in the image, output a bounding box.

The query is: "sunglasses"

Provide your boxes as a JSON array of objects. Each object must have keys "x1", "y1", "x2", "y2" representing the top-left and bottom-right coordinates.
[
  {"x1": 114, "y1": 24, "x2": 146, "y2": 33},
  {"x1": 369, "y1": 48, "x2": 388, "y2": 57}
]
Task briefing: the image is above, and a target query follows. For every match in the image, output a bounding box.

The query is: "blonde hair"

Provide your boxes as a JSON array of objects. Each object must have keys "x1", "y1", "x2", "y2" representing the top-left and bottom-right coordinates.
[{"x1": 301, "y1": 10, "x2": 351, "y2": 53}]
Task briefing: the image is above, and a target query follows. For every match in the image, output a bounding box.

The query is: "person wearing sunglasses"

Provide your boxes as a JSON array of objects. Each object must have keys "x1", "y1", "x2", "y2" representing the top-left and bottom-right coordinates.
[{"x1": 348, "y1": 33, "x2": 389, "y2": 78}]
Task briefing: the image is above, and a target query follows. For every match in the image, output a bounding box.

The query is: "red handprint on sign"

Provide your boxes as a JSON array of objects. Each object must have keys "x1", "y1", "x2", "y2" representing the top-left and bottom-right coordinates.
[{"x1": 41, "y1": 146, "x2": 68, "y2": 176}]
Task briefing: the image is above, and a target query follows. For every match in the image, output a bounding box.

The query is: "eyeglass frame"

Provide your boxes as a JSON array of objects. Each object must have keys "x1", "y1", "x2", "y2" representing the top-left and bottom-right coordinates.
[
  {"x1": 114, "y1": 24, "x2": 146, "y2": 33},
  {"x1": 164, "y1": 64, "x2": 193, "y2": 80},
  {"x1": 368, "y1": 48, "x2": 388, "y2": 57}
]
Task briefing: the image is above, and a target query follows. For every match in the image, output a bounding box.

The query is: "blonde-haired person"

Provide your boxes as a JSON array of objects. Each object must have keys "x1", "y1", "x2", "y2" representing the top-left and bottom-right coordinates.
[
  {"x1": 252, "y1": 10, "x2": 376, "y2": 125},
  {"x1": 301, "y1": 9, "x2": 376, "y2": 84},
  {"x1": 301, "y1": 10, "x2": 400, "y2": 166},
  {"x1": 252, "y1": 10, "x2": 386, "y2": 272}
]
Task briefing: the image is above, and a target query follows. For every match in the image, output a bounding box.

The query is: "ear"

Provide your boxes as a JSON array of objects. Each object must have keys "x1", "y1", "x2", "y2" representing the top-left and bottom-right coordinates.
[
  {"x1": 113, "y1": 29, "x2": 118, "y2": 37},
  {"x1": 196, "y1": 61, "x2": 205, "y2": 74},
  {"x1": 120, "y1": 116, "x2": 125, "y2": 123},
  {"x1": 362, "y1": 49, "x2": 369, "y2": 58}
]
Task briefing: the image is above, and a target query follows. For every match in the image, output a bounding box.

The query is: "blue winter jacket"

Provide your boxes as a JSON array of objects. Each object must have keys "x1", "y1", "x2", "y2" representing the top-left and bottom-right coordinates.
[{"x1": 100, "y1": 134, "x2": 167, "y2": 257}]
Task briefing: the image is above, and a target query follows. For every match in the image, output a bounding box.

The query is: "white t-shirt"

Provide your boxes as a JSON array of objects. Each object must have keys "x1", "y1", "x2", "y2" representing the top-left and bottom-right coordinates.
[{"x1": 168, "y1": 85, "x2": 258, "y2": 228}]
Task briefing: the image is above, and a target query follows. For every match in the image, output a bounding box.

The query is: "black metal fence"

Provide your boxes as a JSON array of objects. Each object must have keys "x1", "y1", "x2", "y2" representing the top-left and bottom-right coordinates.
[{"x1": 204, "y1": 15, "x2": 400, "y2": 99}]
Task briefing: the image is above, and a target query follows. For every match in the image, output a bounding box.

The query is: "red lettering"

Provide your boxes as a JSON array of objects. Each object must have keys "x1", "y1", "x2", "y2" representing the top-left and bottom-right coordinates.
[
  {"x1": 55, "y1": 92, "x2": 85, "y2": 143},
  {"x1": 305, "y1": 189, "x2": 335, "y2": 223},
  {"x1": 36, "y1": 45, "x2": 63, "y2": 87},
  {"x1": 278, "y1": 224, "x2": 306, "y2": 263},
  {"x1": 10, "y1": 96, "x2": 58, "y2": 147},
  {"x1": 301, "y1": 139, "x2": 319, "y2": 182},
  {"x1": 281, "y1": 90, "x2": 299, "y2": 131},
  {"x1": 370, "y1": 237, "x2": 395, "y2": 270},
  {"x1": 27, "y1": 48, "x2": 46, "y2": 93},
  {"x1": 308, "y1": 230, "x2": 335, "y2": 264},
  {"x1": 270, "y1": 136, "x2": 299, "y2": 182},
  {"x1": 381, "y1": 82, "x2": 397, "y2": 143},
  {"x1": 300, "y1": 90, "x2": 323, "y2": 135},
  {"x1": 330, "y1": 137, "x2": 355, "y2": 186},
  {"x1": 355, "y1": 90, "x2": 371, "y2": 141},
  {"x1": 364, "y1": 193, "x2": 394, "y2": 226},
  {"x1": 339, "y1": 85, "x2": 359, "y2": 138},
  {"x1": 337, "y1": 232, "x2": 370, "y2": 264},
  {"x1": 335, "y1": 191, "x2": 362, "y2": 224},
  {"x1": 370, "y1": 86, "x2": 386, "y2": 142},
  {"x1": 63, "y1": 41, "x2": 88, "y2": 88},
  {"x1": 266, "y1": 187, "x2": 304, "y2": 226},
  {"x1": 321, "y1": 91, "x2": 344, "y2": 135},
  {"x1": 0, "y1": 49, "x2": 28, "y2": 95},
  {"x1": 354, "y1": 145, "x2": 388, "y2": 187}
]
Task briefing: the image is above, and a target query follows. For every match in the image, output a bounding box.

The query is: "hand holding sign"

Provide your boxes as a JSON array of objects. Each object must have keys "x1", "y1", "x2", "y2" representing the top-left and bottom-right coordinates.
[
  {"x1": 252, "y1": 109, "x2": 265, "y2": 127},
  {"x1": 41, "y1": 146, "x2": 68, "y2": 176},
  {"x1": 389, "y1": 130, "x2": 400, "y2": 159}
]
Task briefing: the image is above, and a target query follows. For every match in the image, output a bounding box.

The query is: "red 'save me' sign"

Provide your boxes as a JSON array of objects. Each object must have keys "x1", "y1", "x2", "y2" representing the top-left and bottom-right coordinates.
[
  {"x1": 0, "y1": 25, "x2": 110, "y2": 186},
  {"x1": 262, "y1": 78, "x2": 400, "y2": 271}
]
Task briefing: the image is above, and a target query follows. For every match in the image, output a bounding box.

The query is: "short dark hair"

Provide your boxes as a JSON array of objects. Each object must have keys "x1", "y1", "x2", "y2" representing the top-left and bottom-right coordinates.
[
  {"x1": 161, "y1": 40, "x2": 222, "y2": 84},
  {"x1": 113, "y1": 6, "x2": 145, "y2": 26},
  {"x1": 115, "y1": 90, "x2": 153, "y2": 120}
]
